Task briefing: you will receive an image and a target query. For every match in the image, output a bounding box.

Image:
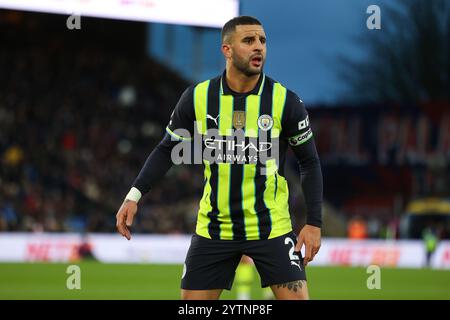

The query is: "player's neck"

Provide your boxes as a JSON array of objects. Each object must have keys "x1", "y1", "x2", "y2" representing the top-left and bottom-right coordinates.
[{"x1": 225, "y1": 66, "x2": 261, "y2": 93}]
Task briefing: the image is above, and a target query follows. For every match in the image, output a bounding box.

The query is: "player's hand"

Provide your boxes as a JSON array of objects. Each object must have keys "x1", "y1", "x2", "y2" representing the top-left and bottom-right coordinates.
[
  {"x1": 295, "y1": 224, "x2": 321, "y2": 267},
  {"x1": 116, "y1": 199, "x2": 138, "y2": 240}
]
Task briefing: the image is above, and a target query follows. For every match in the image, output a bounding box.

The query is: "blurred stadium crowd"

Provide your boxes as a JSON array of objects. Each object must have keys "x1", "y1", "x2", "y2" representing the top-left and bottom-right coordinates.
[
  {"x1": 0, "y1": 44, "x2": 209, "y2": 233},
  {"x1": 0, "y1": 13, "x2": 204, "y2": 234},
  {"x1": 0, "y1": 12, "x2": 448, "y2": 239}
]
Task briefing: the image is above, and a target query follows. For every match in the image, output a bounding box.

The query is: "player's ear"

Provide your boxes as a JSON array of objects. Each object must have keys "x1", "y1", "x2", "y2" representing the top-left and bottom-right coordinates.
[{"x1": 221, "y1": 43, "x2": 232, "y2": 59}]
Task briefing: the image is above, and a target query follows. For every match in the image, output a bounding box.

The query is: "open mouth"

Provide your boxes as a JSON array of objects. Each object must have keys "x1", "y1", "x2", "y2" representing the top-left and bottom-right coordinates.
[{"x1": 251, "y1": 56, "x2": 262, "y2": 67}]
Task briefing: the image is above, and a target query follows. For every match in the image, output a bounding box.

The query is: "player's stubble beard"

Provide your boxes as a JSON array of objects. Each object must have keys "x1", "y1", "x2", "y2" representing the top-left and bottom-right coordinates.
[{"x1": 232, "y1": 51, "x2": 264, "y2": 77}]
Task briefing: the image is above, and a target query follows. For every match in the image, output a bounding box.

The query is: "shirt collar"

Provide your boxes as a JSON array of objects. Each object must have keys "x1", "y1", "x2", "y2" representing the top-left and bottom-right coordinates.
[{"x1": 220, "y1": 70, "x2": 265, "y2": 96}]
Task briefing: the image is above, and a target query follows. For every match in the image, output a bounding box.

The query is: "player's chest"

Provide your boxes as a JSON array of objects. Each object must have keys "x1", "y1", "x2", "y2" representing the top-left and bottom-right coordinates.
[{"x1": 204, "y1": 95, "x2": 280, "y2": 138}]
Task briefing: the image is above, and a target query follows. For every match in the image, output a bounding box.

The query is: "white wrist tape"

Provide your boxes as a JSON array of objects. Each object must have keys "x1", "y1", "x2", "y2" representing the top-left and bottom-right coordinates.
[{"x1": 125, "y1": 187, "x2": 142, "y2": 203}]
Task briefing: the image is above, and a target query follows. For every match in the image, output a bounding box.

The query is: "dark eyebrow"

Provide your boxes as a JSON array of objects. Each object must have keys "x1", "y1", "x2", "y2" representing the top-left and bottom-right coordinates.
[
  {"x1": 241, "y1": 35, "x2": 266, "y2": 41},
  {"x1": 242, "y1": 36, "x2": 255, "y2": 41}
]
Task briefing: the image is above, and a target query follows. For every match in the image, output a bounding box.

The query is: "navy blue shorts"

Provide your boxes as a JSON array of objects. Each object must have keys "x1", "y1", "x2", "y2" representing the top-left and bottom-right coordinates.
[{"x1": 181, "y1": 232, "x2": 306, "y2": 290}]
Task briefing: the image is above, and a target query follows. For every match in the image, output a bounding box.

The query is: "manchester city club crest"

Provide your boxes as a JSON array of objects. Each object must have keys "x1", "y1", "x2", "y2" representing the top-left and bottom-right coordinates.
[
  {"x1": 233, "y1": 111, "x2": 246, "y2": 129},
  {"x1": 258, "y1": 114, "x2": 273, "y2": 131}
]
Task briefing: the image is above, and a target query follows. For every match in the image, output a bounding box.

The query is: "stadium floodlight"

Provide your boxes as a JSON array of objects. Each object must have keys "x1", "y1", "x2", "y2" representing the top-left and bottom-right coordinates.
[{"x1": 0, "y1": 0, "x2": 239, "y2": 28}]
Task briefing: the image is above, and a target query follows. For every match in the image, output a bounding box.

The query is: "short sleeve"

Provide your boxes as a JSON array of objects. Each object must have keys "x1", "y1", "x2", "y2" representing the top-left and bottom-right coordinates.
[
  {"x1": 281, "y1": 90, "x2": 314, "y2": 147},
  {"x1": 166, "y1": 86, "x2": 195, "y2": 141}
]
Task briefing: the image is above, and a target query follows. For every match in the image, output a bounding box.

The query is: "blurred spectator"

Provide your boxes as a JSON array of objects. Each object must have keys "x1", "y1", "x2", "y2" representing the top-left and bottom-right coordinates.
[
  {"x1": 347, "y1": 216, "x2": 368, "y2": 239},
  {"x1": 422, "y1": 224, "x2": 439, "y2": 267},
  {"x1": 367, "y1": 217, "x2": 381, "y2": 239}
]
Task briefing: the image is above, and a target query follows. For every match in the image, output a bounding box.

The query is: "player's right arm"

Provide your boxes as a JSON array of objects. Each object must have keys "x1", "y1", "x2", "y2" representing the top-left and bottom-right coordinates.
[{"x1": 116, "y1": 86, "x2": 195, "y2": 240}]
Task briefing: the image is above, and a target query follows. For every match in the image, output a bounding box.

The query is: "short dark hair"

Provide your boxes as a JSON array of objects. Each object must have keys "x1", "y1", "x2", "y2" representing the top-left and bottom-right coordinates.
[{"x1": 221, "y1": 16, "x2": 262, "y2": 43}]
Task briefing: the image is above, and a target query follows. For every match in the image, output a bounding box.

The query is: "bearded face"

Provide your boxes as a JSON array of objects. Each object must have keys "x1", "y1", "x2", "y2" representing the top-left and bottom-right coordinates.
[{"x1": 223, "y1": 24, "x2": 267, "y2": 77}]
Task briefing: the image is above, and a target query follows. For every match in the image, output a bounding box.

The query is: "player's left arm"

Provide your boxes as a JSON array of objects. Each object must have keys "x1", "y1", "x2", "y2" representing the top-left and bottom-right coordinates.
[{"x1": 281, "y1": 90, "x2": 323, "y2": 266}]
